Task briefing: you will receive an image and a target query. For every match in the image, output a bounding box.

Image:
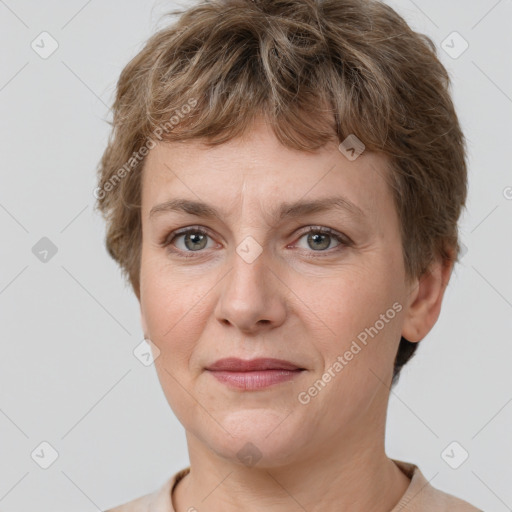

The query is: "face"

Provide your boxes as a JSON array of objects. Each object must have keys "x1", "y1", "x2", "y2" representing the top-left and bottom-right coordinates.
[{"x1": 139, "y1": 119, "x2": 415, "y2": 468}]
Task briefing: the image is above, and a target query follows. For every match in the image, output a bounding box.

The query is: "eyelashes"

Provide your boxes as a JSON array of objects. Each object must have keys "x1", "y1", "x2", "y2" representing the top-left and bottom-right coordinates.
[
  {"x1": 161, "y1": 226, "x2": 214, "y2": 257},
  {"x1": 160, "y1": 225, "x2": 352, "y2": 259},
  {"x1": 293, "y1": 226, "x2": 349, "y2": 252}
]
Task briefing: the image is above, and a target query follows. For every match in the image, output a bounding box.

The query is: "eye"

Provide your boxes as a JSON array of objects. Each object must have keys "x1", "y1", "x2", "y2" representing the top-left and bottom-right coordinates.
[
  {"x1": 293, "y1": 226, "x2": 349, "y2": 253},
  {"x1": 161, "y1": 225, "x2": 350, "y2": 258},
  {"x1": 162, "y1": 226, "x2": 215, "y2": 255}
]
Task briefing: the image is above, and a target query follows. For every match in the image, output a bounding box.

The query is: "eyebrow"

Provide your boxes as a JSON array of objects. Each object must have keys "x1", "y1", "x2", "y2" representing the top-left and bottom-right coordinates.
[{"x1": 149, "y1": 196, "x2": 366, "y2": 222}]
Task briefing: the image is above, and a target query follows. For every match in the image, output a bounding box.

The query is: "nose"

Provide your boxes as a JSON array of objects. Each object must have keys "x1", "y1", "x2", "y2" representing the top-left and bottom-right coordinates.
[{"x1": 214, "y1": 242, "x2": 287, "y2": 334}]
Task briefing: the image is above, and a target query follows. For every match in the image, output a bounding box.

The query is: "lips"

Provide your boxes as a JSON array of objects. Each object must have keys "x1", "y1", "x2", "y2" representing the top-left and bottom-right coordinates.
[
  {"x1": 205, "y1": 358, "x2": 306, "y2": 390},
  {"x1": 205, "y1": 358, "x2": 304, "y2": 372}
]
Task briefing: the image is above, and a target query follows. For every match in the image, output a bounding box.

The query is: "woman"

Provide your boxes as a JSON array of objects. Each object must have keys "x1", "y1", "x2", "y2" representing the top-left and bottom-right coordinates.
[{"x1": 96, "y1": 0, "x2": 481, "y2": 510}]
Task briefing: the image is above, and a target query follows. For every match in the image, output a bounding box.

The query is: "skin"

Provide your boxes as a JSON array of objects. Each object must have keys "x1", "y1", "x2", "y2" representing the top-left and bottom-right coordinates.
[{"x1": 138, "y1": 117, "x2": 453, "y2": 512}]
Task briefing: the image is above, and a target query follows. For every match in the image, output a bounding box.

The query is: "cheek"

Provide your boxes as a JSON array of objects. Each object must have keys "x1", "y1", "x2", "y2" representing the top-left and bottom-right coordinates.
[
  {"x1": 303, "y1": 273, "x2": 403, "y2": 421},
  {"x1": 140, "y1": 270, "x2": 209, "y2": 417},
  {"x1": 140, "y1": 262, "x2": 210, "y2": 365},
  {"x1": 306, "y1": 266, "x2": 403, "y2": 366}
]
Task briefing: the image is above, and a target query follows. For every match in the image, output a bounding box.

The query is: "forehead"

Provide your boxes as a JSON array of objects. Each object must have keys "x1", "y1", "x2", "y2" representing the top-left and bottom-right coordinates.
[{"x1": 140, "y1": 122, "x2": 393, "y2": 225}]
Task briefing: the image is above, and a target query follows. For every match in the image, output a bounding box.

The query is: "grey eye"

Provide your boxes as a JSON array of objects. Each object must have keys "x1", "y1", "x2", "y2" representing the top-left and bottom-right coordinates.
[
  {"x1": 175, "y1": 231, "x2": 211, "y2": 251},
  {"x1": 297, "y1": 232, "x2": 341, "y2": 251}
]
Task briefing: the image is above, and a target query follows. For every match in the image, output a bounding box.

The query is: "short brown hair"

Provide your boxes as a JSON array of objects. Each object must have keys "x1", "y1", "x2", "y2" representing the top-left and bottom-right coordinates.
[{"x1": 95, "y1": 0, "x2": 468, "y2": 385}]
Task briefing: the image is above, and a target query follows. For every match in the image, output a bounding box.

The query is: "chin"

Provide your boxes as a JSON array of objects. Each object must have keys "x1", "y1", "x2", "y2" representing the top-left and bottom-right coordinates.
[{"x1": 201, "y1": 408, "x2": 310, "y2": 468}]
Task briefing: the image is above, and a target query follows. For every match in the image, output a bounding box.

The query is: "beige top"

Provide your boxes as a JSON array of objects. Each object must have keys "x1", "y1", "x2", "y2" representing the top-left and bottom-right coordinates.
[{"x1": 105, "y1": 459, "x2": 481, "y2": 512}]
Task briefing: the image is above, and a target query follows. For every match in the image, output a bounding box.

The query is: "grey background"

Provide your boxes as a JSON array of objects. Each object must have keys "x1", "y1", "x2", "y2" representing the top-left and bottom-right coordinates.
[{"x1": 0, "y1": 0, "x2": 511, "y2": 510}]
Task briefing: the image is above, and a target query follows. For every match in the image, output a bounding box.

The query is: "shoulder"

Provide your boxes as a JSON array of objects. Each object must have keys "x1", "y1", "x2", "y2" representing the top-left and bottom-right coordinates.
[
  {"x1": 391, "y1": 460, "x2": 482, "y2": 512},
  {"x1": 103, "y1": 467, "x2": 190, "y2": 512}
]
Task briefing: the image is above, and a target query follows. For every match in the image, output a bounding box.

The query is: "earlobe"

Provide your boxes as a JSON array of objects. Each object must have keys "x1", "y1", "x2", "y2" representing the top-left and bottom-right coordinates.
[{"x1": 401, "y1": 256, "x2": 454, "y2": 343}]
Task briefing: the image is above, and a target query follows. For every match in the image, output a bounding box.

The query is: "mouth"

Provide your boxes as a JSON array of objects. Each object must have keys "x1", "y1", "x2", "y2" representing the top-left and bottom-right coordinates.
[{"x1": 205, "y1": 358, "x2": 306, "y2": 390}]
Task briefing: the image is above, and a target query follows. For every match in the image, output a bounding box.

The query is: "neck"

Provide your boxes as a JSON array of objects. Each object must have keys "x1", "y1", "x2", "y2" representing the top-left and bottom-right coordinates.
[{"x1": 173, "y1": 412, "x2": 410, "y2": 512}]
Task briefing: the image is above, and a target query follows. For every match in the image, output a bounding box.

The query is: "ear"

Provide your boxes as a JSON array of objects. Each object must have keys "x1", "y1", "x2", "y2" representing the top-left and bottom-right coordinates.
[{"x1": 401, "y1": 254, "x2": 455, "y2": 343}]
